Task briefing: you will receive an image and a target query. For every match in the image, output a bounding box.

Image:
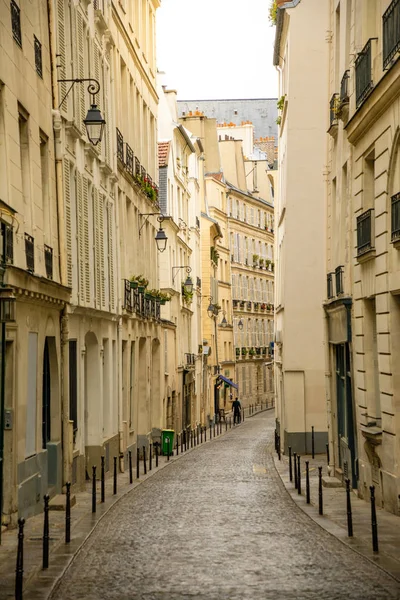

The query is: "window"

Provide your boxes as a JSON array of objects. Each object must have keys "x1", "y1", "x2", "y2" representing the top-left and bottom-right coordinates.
[
  {"x1": 69, "y1": 341, "x2": 78, "y2": 443},
  {"x1": 335, "y1": 266, "x2": 344, "y2": 295},
  {"x1": 34, "y1": 35, "x2": 42, "y2": 77},
  {"x1": 383, "y1": 0, "x2": 400, "y2": 70},
  {"x1": 355, "y1": 39, "x2": 374, "y2": 108},
  {"x1": 327, "y1": 273, "x2": 334, "y2": 299},
  {"x1": 11, "y1": 0, "x2": 22, "y2": 47},
  {"x1": 357, "y1": 209, "x2": 374, "y2": 256},
  {"x1": 19, "y1": 110, "x2": 31, "y2": 206},
  {"x1": 391, "y1": 192, "x2": 400, "y2": 242},
  {"x1": 44, "y1": 245, "x2": 53, "y2": 279},
  {"x1": 0, "y1": 222, "x2": 13, "y2": 265},
  {"x1": 25, "y1": 233, "x2": 34, "y2": 272}
]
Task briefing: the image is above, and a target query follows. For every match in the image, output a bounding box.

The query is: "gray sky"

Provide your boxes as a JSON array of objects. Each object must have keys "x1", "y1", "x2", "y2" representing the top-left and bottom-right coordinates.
[{"x1": 156, "y1": 0, "x2": 278, "y2": 100}]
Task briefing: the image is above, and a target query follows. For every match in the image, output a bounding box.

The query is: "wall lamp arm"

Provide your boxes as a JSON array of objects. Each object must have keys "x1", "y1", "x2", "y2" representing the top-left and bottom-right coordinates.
[{"x1": 57, "y1": 78, "x2": 101, "y2": 110}]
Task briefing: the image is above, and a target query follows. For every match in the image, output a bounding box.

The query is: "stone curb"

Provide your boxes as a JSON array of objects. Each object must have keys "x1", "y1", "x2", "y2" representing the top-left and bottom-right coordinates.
[{"x1": 272, "y1": 455, "x2": 400, "y2": 584}]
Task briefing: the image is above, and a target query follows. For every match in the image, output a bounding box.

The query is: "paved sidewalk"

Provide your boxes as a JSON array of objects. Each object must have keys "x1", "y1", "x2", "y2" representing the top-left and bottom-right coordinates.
[
  {"x1": 0, "y1": 413, "x2": 255, "y2": 600},
  {"x1": 273, "y1": 451, "x2": 400, "y2": 583}
]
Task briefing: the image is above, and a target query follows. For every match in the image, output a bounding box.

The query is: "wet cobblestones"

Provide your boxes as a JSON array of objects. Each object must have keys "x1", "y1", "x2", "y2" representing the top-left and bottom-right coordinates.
[{"x1": 51, "y1": 413, "x2": 400, "y2": 600}]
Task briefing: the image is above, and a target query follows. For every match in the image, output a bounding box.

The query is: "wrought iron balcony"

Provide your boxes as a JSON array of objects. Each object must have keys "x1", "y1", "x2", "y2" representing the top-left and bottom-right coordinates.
[
  {"x1": 335, "y1": 265, "x2": 344, "y2": 295},
  {"x1": 11, "y1": 0, "x2": 22, "y2": 47},
  {"x1": 93, "y1": 0, "x2": 104, "y2": 9},
  {"x1": 357, "y1": 209, "x2": 374, "y2": 256},
  {"x1": 355, "y1": 39, "x2": 375, "y2": 108},
  {"x1": 25, "y1": 233, "x2": 34, "y2": 273},
  {"x1": 135, "y1": 156, "x2": 140, "y2": 177},
  {"x1": 125, "y1": 144, "x2": 134, "y2": 177},
  {"x1": 34, "y1": 36, "x2": 42, "y2": 78},
  {"x1": 391, "y1": 192, "x2": 400, "y2": 242},
  {"x1": 340, "y1": 70, "x2": 350, "y2": 104},
  {"x1": 44, "y1": 245, "x2": 53, "y2": 280},
  {"x1": 1, "y1": 222, "x2": 13, "y2": 264},
  {"x1": 327, "y1": 273, "x2": 334, "y2": 299},
  {"x1": 123, "y1": 280, "x2": 161, "y2": 321},
  {"x1": 184, "y1": 353, "x2": 196, "y2": 367},
  {"x1": 383, "y1": 0, "x2": 400, "y2": 70},
  {"x1": 116, "y1": 128, "x2": 124, "y2": 164},
  {"x1": 329, "y1": 93, "x2": 339, "y2": 131}
]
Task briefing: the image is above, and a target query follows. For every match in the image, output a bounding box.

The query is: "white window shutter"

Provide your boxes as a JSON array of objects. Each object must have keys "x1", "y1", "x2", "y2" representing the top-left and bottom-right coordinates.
[
  {"x1": 94, "y1": 188, "x2": 101, "y2": 308},
  {"x1": 77, "y1": 172, "x2": 84, "y2": 303},
  {"x1": 108, "y1": 203, "x2": 115, "y2": 311},
  {"x1": 57, "y1": 0, "x2": 68, "y2": 118},
  {"x1": 99, "y1": 194, "x2": 105, "y2": 309},
  {"x1": 77, "y1": 10, "x2": 86, "y2": 134},
  {"x1": 82, "y1": 176, "x2": 90, "y2": 304},
  {"x1": 63, "y1": 158, "x2": 73, "y2": 287}
]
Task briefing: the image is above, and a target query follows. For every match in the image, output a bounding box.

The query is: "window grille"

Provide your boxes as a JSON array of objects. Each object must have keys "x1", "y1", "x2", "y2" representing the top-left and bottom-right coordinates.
[
  {"x1": 11, "y1": 0, "x2": 22, "y2": 47},
  {"x1": 34, "y1": 35, "x2": 42, "y2": 77}
]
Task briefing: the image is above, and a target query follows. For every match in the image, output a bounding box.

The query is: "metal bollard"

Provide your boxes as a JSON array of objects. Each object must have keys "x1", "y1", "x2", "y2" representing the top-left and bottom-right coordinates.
[
  {"x1": 297, "y1": 455, "x2": 301, "y2": 495},
  {"x1": 101, "y1": 456, "x2": 106, "y2": 500},
  {"x1": 326, "y1": 442, "x2": 330, "y2": 467},
  {"x1": 113, "y1": 456, "x2": 117, "y2": 494},
  {"x1": 204, "y1": 426, "x2": 207, "y2": 442},
  {"x1": 225, "y1": 418, "x2": 228, "y2": 432},
  {"x1": 143, "y1": 447, "x2": 147, "y2": 474},
  {"x1": 43, "y1": 494, "x2": 50, "y2": 569},
  {"x1": 194, "y1": 429, "x2": 196, "y2": 447},
  {"x1": 318, "y1": 466, "x2": 323, "y2": 515},
  {"x1": 15, "y1": 518, "x2": 25, "y2": 600},
  {"x1": 167, "y1": 439, "x2": 170, "y2": 461},
  {"x1": 370, "y1": 485, "x2": 379, "y2": 552},
  {"x1": 65, "y1": 482, "x2": 71, "y2": 543},
  {"x1": 305, "y1": 461, "x2": 310, "y2": 504},
  {"x1": 92, "y1": 465, "x2": 97, "y2": 513},
  {"x1": 274, "y1": 429, "x2": 278, "y2": 452},
  {"x1": 289, "y1": 446, "x2": 293, "y2": 482},
  {"x1": 242, "y1": 407, "x2": 244, "y2": 422},
  {"x1": 149, "y1": 444, "x2": 152, "y2": 470},
  {"x1": 346, "y1": 479, "x2": 353, "y2": 537},
  {"x1": 183, "y1": 430, "x2": 186, "y2": 452},
  {"x1": 197, "y1": 426, "x2": 200, "y2": 445},
  {"x1": 155, "y1": 442, "x2": 159, "y2": 467},
  {"x1": 277, "y1": 435, "x2": 281, "y2": 460},
  {"x1": 210, "y1": 422, "x2": 212, "y2": 439},
  {"x1": 128, "y1": 451, "x2": 133, "y2": 485},
  {"x1": 137, "y1": 448, "x2": 140, "y2": 479},
  {"x1": 176, "y1": 435, "x2": 179, "y2": 456},
  {"x1": 229, "y1": 417, "x2": 232, "y2": 429},
  {"x1": 293, "y1": 452, "x2": 298, "y2": 489},
  {"x1": 201, "y1": 427, "x2": 203, "y2": 444},
  {"x1": 181, "y1": 431, "x2": 184, "y2": 453},
  {"x1": 311, "y1": 426, "x2": 315, "y2": 459}
]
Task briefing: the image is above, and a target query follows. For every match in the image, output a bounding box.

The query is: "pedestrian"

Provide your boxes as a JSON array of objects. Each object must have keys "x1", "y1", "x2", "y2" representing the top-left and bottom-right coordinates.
[{"x1": 232, "y1": 397, "x2": 241, "y2": 425}]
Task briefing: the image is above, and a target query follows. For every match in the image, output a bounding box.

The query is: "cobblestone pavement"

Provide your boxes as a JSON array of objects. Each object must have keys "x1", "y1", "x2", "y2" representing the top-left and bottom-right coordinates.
[{"x1": 51, "y1": 412, "x2": 400, "y2": 600}]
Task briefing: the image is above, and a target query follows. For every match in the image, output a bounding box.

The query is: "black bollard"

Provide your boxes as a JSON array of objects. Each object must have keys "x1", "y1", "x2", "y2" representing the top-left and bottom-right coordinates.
[
  {"x1": 274, "y1": 429, "x2": 278, "y2": 452},
  {"x1": 277, "y1": 435, "x2": 281, "y2": 460},
  {"x1": 326, "y1": 443, "x2": 330, "y2": 466},
  {"x1": 210, "y1": 422, "x2": 212, "y2": 439},
  {"x1": 137, "y1": 448, "x2": 140, "y2": 479},
  {"x1": 176, "y1": 435, "x2": 179, "y2": 456},
  {"x1": 113, "y1": 456, "x2": 117, "y2": 494},
  {"x1": 370, "y1": 485, "x2": 379, "y2": 552},
  {"x1": 242, "y1": 407, "x2": 244, "y2": 422},
  {"x1": 143, "y1": 447, "x2": 147, "y2": 474},
  {"x1": 201, "y1": 427, "x2": 203, "y2": 444},
  {"x1": 128, "y1": 451, "x2": 133, "y2": 485},
  {"x1": 229, "y1": 417, "x2": 232, "y2": 429},
  {"x1": 65, "y1": 482, "x2": 71, "y2": 543},
  {"x1": 346, "y1": 479, "x2": 353, "y2": 537},
  {"x1": 305, "y1": 461, "x2": 310, "y2": 504},
  {"x1": 92, "y1": 465, "x2": 97, "y2": 513},
  {"x1": 181, "y1": 431, "x2": 184, "y2": 453},
  {"x1": 318, "y1": 466, "x2": 323, "y2": 515},
  {"x1": 204, "y1": 426, "x2": 207, "y2": 442},
  {"x1": 149, "y1": 444, "x2": 152, "y2": 470},
  {"x1": 101, "y1": 456, "x2": 106, "y2": 501},
  {"x1": 43, "y1": 494, "x2": 50, "y2": 569},
  {"x1": 15, "y1": 518, "x2": 25, "y2": 600},
  {"x1": 293, "y1": 452, "x2": 298, "y2": 489},
  {"x1": 183, "y1": 430, "x2": 186, "y2": 452},
  {"x1": 155, "y1": 442, "x2": 159, "y2": 467},
  {"x1": 167, "y1": 439, "x2": 170, "y2": 461},
  {"x1": 311, "y1": 426, "x2": 315, "y2": 459},
  {"x1": 225, "y1": 418, "x2": 228, "y2": 432},
  {"x1": 197, "y1": 426, "x2": 200, "y2": 445},
  {"x1": 289, "y1": 446, "x2": 293, "y2": 482},
  {"x1": 194, "y1": 429, "x2": 196, "y2": 447},
  {"x1": 297, "y1": 455, "x2": 301, "y2": 495}
]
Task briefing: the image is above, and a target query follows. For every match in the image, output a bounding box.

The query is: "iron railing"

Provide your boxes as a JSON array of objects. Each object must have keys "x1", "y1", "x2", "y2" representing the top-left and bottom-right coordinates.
[
  {"x1": 123, "y1": 280, "x2": 161, "y2": 321},
  {"x1": 44, "y1": 245, "x2": 53, "y2": 279},
  {"x1": 391, "y1": 192, "x2": 400, "y2": 242},
  {"x1": 116, "y1": 128, "x2": 124, "y2": 163},
  {"x1": 93, "y1": 0, "x2": 104, "y2": 10},
  {"x1": 357, "y1": 209, "x2": 374, "y2": 256},
  {"x1": 11, "y1": 0, "x2": 22, "y2": 47},
  {"x1": 196, "y1": 276, "x2": 201, "y2": 288},
  {"x1": 34, "y1": 36, "x2": 42, "y2": 78},
  {"x1": 25, "y1": 233, "x2": 34, "y2": 272},
  {"x1": 355, "y1": 39, "x2": 374, "y2": 108},
  {"x1": 135, "y1": 156, "x2": 140, "y2": 177},
  {"x1": 327, "y1": 273, "x2": 334, "y2": 299},
  {"x1": 330, "y1": 93, "x2": 339, "y2": 127},
  {"x1": 383, "y1": 0, "x2": 400, "y2": 69},
  {"x1": 335, "y1": 265, "x2": 344, "y2": 295},
  {"x1": 125, "y1": 144, "x2": 134, "y2": 177},
  {"x1": 141, "y1": 166, "x2": 146, "y2": 180},
  {"x1": 340, "y1": 70, "x2": 350, "y2": 103},
  {"x1": 1, "y1": 223, "x2": 13, "y2": 264},
  {"x1": 184, "y1": 353, "x2": 196, "y2": 366},
  {"x1": 196, "y1": 216, "x2": 200, "y2": 228}
]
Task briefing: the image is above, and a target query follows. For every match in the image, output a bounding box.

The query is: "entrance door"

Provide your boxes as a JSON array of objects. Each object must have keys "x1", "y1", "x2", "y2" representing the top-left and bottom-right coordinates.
[
  {"x1": 42, "y1": 338, "x2": 51, "y2": 449},
  {"x1": 336, "y1": 343, "x2": 357, "y2": 487}
]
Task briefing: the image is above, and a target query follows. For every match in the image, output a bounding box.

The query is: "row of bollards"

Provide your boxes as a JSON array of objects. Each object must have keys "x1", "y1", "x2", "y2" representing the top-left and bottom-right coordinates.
[
  {"x1": 14, "y1": 413, "x2": 246, "y2": 597},
  {"x1": 281, "y1": 440, "x2": 379, "y2": 553}
]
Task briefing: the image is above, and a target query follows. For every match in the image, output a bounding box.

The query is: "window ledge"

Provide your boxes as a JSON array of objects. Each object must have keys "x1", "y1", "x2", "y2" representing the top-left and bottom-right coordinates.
[
  {"x1": 356, "y1": 247, "x2": 376, "y2": 263},
  {"x1": 392, "y1": 236, "x2": 400, "y2": 249}
]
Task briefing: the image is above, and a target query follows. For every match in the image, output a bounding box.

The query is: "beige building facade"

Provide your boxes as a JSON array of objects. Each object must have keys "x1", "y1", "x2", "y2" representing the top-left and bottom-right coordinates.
[{"x1": 273, "y1": 0, "x2": 328, "y2": 455}]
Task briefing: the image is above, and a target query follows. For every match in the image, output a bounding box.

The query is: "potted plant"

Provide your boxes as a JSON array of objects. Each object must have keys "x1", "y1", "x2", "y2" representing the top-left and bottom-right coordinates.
[
  {"x1": 158, "y1": 291, "x2": 171, "y2": 305},
  {"x1": 240, "y1": 300, "x2": 245, "y2": 308},
  {"x1": 241, "y1": 347, "x2": 248, "y2": 356},
  {"x1": 182, "y1": 286, "x2": 193, "y2": 305},
  {"x1": 129, "y1": 277, "x2": 138, "y2": 290},
  {"x1": 265, "y1": 259, "x2": 271, "y2": 270},
  {"x1": 253, "y1": 254, "x2": 259, "y2": 266},
  {"x1": 254, "y1": 302, "x2": 259, "y2": 310},
  {"x1": 236, "y1": 347, "x2": 240, "y2": 356},
  {"x1": 249, "y1": 348, "x2": 255, "y2": 357},
  {"x1": 271, "y1": 262, "x2": 275, "y2": 272},
  {"x1": 259, "y1": 258, "x2": 264, "y2": 269},
  {"x1": 130, "y1": 275, "x2": 149, "y2": 292},
  {"x1": 261, "y1": 303, "x2": 266, "y2": 310}
]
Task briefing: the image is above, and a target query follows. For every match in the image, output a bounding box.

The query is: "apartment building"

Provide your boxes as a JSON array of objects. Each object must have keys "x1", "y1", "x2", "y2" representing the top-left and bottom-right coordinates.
[
  {"x1": 326, "y1": 0, "x2": 400, "y2": 514},
  {"x1": 273, "y1": 0, "x2": 329, "y2": 455}
]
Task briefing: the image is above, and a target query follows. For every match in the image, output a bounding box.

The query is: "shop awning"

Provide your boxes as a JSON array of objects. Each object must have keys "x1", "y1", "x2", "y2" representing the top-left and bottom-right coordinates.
[{"x1": 218, "y1": 375, "x2": 238, "y2": 390}]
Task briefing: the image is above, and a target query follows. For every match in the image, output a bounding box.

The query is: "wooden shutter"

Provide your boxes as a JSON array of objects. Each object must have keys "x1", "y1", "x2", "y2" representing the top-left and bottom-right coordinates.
[
  {"x1": 93, "y1": 41, "x2": 101, "y2": 154},
  {"x1": 82, "y1": 176, "x2": 90, "y2": 303},
  {"x1": 93, "y1": 188, "x2": 101, "y2": 308},
  {"x1": 99, "y1": 194, "x2": 105, "y2": 309},
  {"x1": 77, "y1": 10, "x2": 86, "y2": 134},
  {"x1": 103, "y1": 62, "x2": 111, "y2": 166},
  {"x1": 108, "y1": 203, "x2": 115, "y2": 311},
  {"x1": 57, "y1": 0, "x2": 68, "y2": 117},
  {"x1": 76, "y1": 172, "x2": 84, "y2": 303},
  {"x1": 63, "y1": 158, "x2": 73, "y2": 287}
]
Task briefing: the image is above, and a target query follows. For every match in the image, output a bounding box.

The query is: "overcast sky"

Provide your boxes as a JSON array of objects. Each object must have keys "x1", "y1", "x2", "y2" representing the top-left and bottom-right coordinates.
[{"x1": 156, "y1": 0, "x2": 278, "y2": 100}]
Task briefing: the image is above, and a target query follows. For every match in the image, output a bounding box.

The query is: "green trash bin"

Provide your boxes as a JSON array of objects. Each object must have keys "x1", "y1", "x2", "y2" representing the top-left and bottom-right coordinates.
[{"x1": 161, "y1": 429, "x2": 175, "y2": 455}]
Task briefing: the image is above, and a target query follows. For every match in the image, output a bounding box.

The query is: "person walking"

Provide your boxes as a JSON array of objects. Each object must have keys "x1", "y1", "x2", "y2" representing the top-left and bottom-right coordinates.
[{"x1": 232, "y1": 397, "x2": 242, "y2": 425}]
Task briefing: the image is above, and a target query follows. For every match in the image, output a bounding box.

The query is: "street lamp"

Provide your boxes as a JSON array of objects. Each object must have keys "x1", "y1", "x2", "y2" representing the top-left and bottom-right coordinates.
[
  {"x1": 238, "y1": 318, "x2": 244, "y2": 330},
  {"x1": 139, "y1": 213, "x2": 168, "y2": 252},
  {"x1": 57, "y1": 78, "x2": 106, "y2": 146},
  {"x1": 220, "y1": 312, "x2": 228, "y2": 327},
  {"x1": 207, "y1": 298, "x2": 216, "y2": 319},
  {"x1": 172, "y1": 266, "x2": 193, "y2": 293}
]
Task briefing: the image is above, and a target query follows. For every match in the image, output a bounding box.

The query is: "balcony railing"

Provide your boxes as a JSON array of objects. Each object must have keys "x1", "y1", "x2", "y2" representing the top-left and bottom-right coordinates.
[
  {"x1": 357, "y1": 209, "x2": 374, "y2": 256},
  {"x1": 1, "y1": 222, "x2": 13, "y2": 264},
  {"x1": 141, "y1": 166, "x2": 146, "y2": 180},
  {"x1": 34, "y1": 36, "x2": 42, "y2": 78},
  {"x1": 93, "y1": 0, "x2": 104, "y2": 10},
  {"x1": 329, "y1": 93, "x2": 339, "y2": 127},
  {"x1": 135, "y1": 156, "x2": 140, "y2": 177},
  {"x1": 11, "y1": 0, "x2": 22, "y2": 47},
  {"x1": 327, "y1": 273, "x2": 334, "y2": 299},
  {"x1": 116, "y1": 128, "x2": 124, "y2": 164},
  {"x1": 126, "y1": 144, "x2": 134, "y2": 177},
  {"x1": 184, "y1": 353, "x2": 196, "y2": 367},
  {"x1": 123, "y1": 280, "x2": 161, "y2": 321},
  {"x1": 383, "y1": 0, "x2": 400, "y2": 69},
  {"x1": 355, "y1": 39, "x2": 374, "y2": 108},
  {"x1": 44, "y1": 245, "x2": 53, "y2": 280},
  {"x1": 335, "y1": 266, "x2": 344, "y2": 295},
  {"x1": 391, "y1": 192, "x2": 400, "y2": 242},
  {"x1": 340, "y1": 70, "x2": 350, "y2": 103},
  {"x1": 25, "y1": 233, "x2": 34, "y2": 273}
]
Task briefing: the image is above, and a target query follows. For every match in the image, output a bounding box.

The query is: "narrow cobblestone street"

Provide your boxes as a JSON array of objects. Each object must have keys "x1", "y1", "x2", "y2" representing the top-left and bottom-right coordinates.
[{"x1": 51, "y1": 412, "x2": 399, "y2": 600}]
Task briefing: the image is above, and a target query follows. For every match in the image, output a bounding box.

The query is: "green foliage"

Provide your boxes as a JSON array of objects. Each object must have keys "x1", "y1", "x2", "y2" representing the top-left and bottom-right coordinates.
[
  {"x1": 268, "y1": 0, "x2": 277, "y2": 25},
  {"x1": 277, "y1": 95, "x2": 286, "y2": 111}
]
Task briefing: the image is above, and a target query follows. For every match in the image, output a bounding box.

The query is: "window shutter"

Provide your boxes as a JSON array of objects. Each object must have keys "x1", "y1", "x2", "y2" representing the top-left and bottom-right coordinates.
[
  {"x1": 83, "y1": 176, "x2": 90, "y2": 303},
  {"x1": 103, "y1": 62, "x2": 111, "y2": 166},
  {"x1": 99, "y1": 193, "x2": 105, "y2": 309},
  {"x1": 108, "y1": 202, "x2": 115, "y2": 311},
  {"x1": 237, "y1": 234, "x2": 241, "y2": 263},
  {"x1": 93, "y1": 188, "x2": 101, "y2": 308},
  {"x1": 57, "y1": 0, "x2": 68, "y2": 117},
  {"x1": 77, "y1": 172, "x2": 84, "y2": 303},
  {"x1": 64, "y1": 158, "x2": 73, "y2": 287},
  {"x1": 77, "y1": 10, "x2": 86, "y2": 134},
  {"x1": 93, "y1": 41, "x2": 101, "y2": 154},
  {"x1": 233, "y1": 234, "x2": 237, "y2": 262}
]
